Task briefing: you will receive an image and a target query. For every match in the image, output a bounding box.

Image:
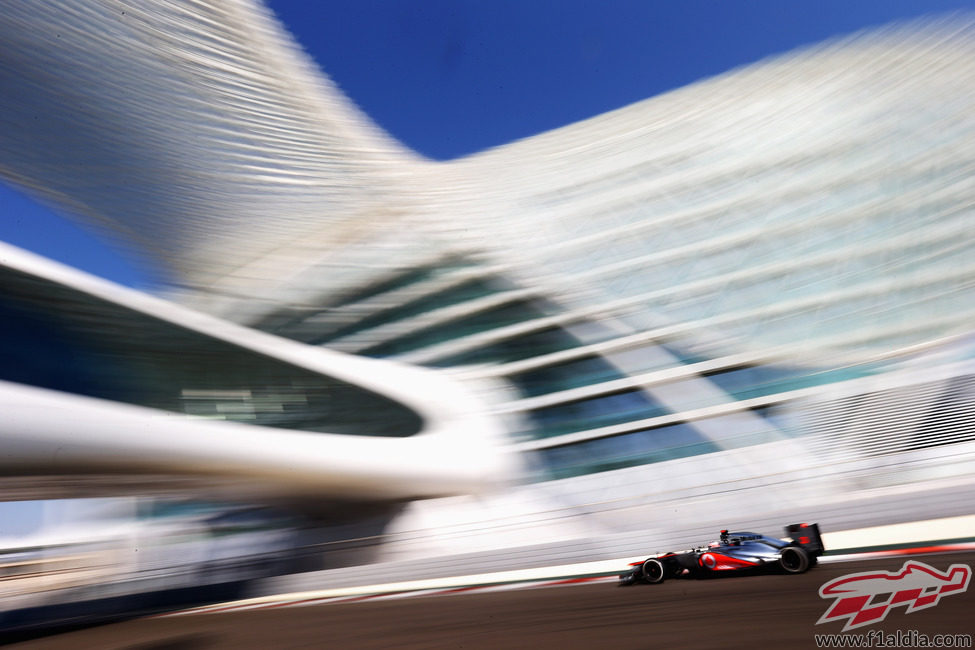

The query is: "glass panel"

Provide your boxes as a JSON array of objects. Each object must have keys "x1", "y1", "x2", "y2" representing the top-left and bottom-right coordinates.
[
  {"x1": 535, "y1": 422, "x2": 720, "y2": 480},
  {"x1": 315, "y1": 277, "x2": 503, "y2": 344},
  {"x1": 0, "y1": 267, "x2": 423, "y2": 437},
  {"x1": 259, "y1": 260, "x2": 476, "y2": 342},
  {"x1": 430, "y1": 326, "x2": 581, "y2": 368},
  {"x1": 524, "y1": 389, "x2": 669, "y2": 439},
  {"x1": 702, "y1": 364, "x2": 877, "y2": 403},
  {"x1": 510, "y1": 356, "x2": 625, "y2": 398},
  {"x1": 325, "y1": 259, "x2": 473, "y2": 309},
  {"x1": 362, "y1": 300, "x2": 540, "y2": 358}
]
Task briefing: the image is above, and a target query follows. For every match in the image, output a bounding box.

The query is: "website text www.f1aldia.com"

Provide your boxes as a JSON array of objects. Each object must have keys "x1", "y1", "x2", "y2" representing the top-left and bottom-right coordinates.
[{"x1": 815, "y1": 629, "x2": 972, "y2": 648}]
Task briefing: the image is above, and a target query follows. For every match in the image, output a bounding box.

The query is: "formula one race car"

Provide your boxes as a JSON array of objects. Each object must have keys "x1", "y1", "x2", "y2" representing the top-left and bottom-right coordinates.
[{"x1": 619, "y1": 523, "x2": 824, "y2": 585}]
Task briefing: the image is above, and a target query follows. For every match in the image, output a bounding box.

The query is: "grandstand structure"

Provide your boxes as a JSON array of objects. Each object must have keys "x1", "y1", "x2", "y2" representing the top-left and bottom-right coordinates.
[{"x1": 1, "y1": 1, "x2": 974, "y2": 557}]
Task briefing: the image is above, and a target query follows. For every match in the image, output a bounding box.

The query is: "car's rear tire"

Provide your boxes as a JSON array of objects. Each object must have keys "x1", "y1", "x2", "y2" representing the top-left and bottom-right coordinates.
[
  {"x1": 642, "y1": 558, "x2": 666, "y2": 584},
  {"x1": 779, "y1": 545, "x2": 810, "y2": 574}
]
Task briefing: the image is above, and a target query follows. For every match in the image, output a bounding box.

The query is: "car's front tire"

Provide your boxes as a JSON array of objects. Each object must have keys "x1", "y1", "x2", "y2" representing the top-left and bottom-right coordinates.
[
  {"x1": 642, "y1": 558, "x2": 667, "y2": 584},
  {"x1": 779, "y1": 545, "x2": 811, "y2": 574},
  {"x1": 618, "y1": 570, "x2": 638, "y2": 586}
]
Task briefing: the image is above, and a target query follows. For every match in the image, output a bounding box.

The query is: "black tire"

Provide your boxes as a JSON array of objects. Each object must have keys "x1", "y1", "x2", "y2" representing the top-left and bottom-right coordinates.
[
  {"x1": 779, "y1": 545, "x2": 810, "y2": 574},
  {"x1": 642, "y1": 558, "x2": 666, "y2": 584},
  {"x1": 618, "y1": 571, "x2": 637, "y2": 586}
]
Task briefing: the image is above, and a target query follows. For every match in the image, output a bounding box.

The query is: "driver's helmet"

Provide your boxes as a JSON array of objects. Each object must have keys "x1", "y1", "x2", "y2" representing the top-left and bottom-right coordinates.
[{"x1": 719, "y1": 529, "x2": 729, "y2": 545}]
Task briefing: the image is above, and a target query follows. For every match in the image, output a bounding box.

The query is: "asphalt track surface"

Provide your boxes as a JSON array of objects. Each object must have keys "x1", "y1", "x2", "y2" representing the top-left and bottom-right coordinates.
[{"x1": 10, "y1": 551, "x2": 975, "y2": 649}]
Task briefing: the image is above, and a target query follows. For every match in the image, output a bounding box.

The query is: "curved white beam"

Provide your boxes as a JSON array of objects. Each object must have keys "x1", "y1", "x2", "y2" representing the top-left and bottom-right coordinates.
[
  {"x1": 0, "y1": 380, "x2": 501, "y2": 500},
  {"x1": 0, "y1": 243, "x2": 516, "y2": 498}
]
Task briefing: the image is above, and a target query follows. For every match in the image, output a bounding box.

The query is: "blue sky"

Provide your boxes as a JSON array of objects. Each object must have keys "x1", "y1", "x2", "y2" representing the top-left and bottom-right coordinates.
[{"x1": 0, "y1": 0, "x2": 973, "y2": 290}]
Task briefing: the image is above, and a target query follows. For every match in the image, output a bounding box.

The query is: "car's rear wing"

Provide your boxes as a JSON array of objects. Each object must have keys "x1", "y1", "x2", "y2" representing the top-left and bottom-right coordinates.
[{"x1": 785, "y1": 522, "x2": 824, "y2": 556}]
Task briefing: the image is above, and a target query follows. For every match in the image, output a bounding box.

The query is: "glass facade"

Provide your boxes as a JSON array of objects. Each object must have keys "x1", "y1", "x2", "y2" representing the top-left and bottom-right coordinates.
[
  {"x1": 429, "y1": 327, "x2": 584, "y2": 368},
  {"x1": 538, "y1": 422, "x2": 721, "y2": 480},
  {"x1": 361, "y1": 300, "x2": 545, "y2": 358},
  {"x1": 251, "y1": 223, "x2": 975, "y2": 483},
  {"x1": 4, "y1": 4, "x2": 975, "y2": 492},
  {"x1": 0, "y1": 266, "x2": 424, "y2": 437}
]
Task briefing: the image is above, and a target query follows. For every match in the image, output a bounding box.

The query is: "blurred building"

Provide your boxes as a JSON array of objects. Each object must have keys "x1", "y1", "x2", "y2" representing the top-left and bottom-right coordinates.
[{"x1": 1, "y1": 2, "x2": 974, "y2": 559}]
